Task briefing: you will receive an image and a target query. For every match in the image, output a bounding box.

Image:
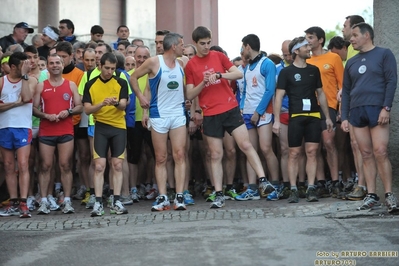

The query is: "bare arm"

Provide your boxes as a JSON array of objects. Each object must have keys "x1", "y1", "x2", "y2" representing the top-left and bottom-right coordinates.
[
  {"x1": 272, "y1": 89, "x2": 285, "y2": 135},
  {"x1": 130, "y1": 57, "x2": 157, "y2": 108},
  {"x1": 20, "y1": 60, "x2": 34, "y2": 102},
  {"x1": 316, "y1": 87, "x2": 333, "y2": 132}
]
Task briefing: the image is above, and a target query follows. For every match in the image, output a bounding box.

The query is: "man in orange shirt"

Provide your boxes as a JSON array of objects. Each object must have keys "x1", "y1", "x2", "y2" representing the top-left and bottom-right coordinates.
[{"x1": 305, "y1": 26, "x2": 344, "y2": 198}]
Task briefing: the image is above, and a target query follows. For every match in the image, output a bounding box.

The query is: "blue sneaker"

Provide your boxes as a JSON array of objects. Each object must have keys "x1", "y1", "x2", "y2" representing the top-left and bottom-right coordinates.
[
  {"x1": 266, "y1": 185, "x2": 280, "y2": 201},
  {"x1": 183, "y1": 190, "x2": 195, "y2": 205},
  {"x1": 234, "y1": 188, "x2": 260, "y2": 201}
]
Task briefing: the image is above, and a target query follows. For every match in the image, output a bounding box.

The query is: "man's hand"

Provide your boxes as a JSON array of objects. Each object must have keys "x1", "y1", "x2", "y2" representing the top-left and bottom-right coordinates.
[
  {"x1": 250, "y1": 112, "x2": 260, "y2": 125},
  {"x1": 45, "y1": 113, "x2": 59, "y2": 122},
  {"x1": 138, "y1": 95, "x2": 150, "y2": 109},
  {"x1": 272, "y1": 121, "x2": 281, "y2": 135},
  {"x1": 21, "y1": 60, "x2": 31, "y2": 76},
  {"x1": 326, "y1": 118, "x2": 334, "y2": 132},
  {"x1": 378, "y1": 109, "x2": 390, "y2": 125},
  {"x1": 193, "y1": 112, "x2": 203, "y2": 127},
  {"x1": 57, "y1": 110, "x2": 69, "y2": 119},
  {"x1": 341, "y1": 120, "x2": 349, "y2": 132}
]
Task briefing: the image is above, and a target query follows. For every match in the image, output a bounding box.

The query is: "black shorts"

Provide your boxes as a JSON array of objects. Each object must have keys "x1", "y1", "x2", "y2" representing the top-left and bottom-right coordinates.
[
  {"x1": 74, "y1": 125, "x2": 88, "y2": 139},
  {"x1": 126, "y1": 121, "x2": 154, "y2": 164},
  {"x1": 349, "y1": 106, "x2": 381, "y2": 128},
  {"x1": 288, "y1": 116, "x2": 321, "y2": 147},
  {"x1": 320, "y1": 107, "x2": 337, "y2": 131},
  {"x1": 39, "y1": 135, "x2": 74, "y2": 146},
  {"x1": 202, "y1": 106, "x2": 244, "y2": 138},
  {"x1": 93, "y1": 122, "x2": 126, "y2": 159}
]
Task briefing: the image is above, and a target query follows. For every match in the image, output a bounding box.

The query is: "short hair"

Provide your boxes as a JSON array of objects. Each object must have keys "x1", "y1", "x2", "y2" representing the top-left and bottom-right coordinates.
[
  {"x1": 242, "y1": 34, "x2": 260, "y2": 52},
  {"x1": 31, "y1": 34, "x2": 42, "y2": 45},
  {"x1": 24, "y1": 45, "x2": 38, "y2": 54},
  {"x1": 113, "y1": 51, "x2": 125, "y2": 69},
  {"x1": 327, "y1": 36, "x2": 350, "y2": 50},
  {"x1": 72, "y1": 41, "x2": 86, "y2": 53},
  {"x1": 305, "y1": 26, "x2": 326, "y2": 47},
  {"x1": 156, "y1": 30, "x2": 170, "y2": 36},
  {"x1": 232, "y1": 56, "x2": 242, "y2": 63},
  {"x1": 117, "y1": 25, "x2": 129, "y2": 33},
  {"x1": 6, "y1": 44, "x2": 24, "y2": 53},
  {"x1": 45, "y1": 25, "x2": 60, "y2": 37},
  {"x1": 97, "y1": 42, "x2": 112, "y2": 53},
  {"x1": 85, "y1": 41, "x2": 98, "y2": 49},
  {"x1": 184, "y1": 44, "x2": 196, "y2": 54},
  {"x1": 59, "y1": 19, "x2": 75, "y2": 34},
  {"x1": 83, "y1": 48, "x2": 96, "y2": 58},
  {"x1": 117, "y1": 40, "x2": 130, "y2": 49},
  {"x1": 100, "y1": 52, "x2": 117, "y2": 65},
  {"x1": 267, "y1": 53, "x2": 282, "y2": 65},
  {"x1": 210, "y1": 45, "x2": 227, "y2": 57},
  {"x1": 131, "y1": 38, "x2": 144, "y2": 45},
  {"x1": 289, "y1": 36, "x2": 307, "y2": 60},
  {"x1": 346, "y1": 15, "x2": 365, "y2": 27},
  {"x1": 39, "y1": 56, "x2": 47, "y2": 62},
  {"x1": 192, "y1": 26, "x2": 211, "y2": 43},
  {"x1": 47, "y1": 53, "x2": 64, "y2": 65},
  {"x1": 352, "y1": 22, "x2": 374, "y2": 42},
  {"x1": 56, "y1": 41, "x2": 73, "y2": 55},
  {"x1": 91, "y1": 25, "x2": 104, "y2": 35},
  {"x1": 8, "y1": 52, "x2": 28, "y2": 68},
  {"x1": 163, "y1": 32, "x2": 183, "y2": 51}
]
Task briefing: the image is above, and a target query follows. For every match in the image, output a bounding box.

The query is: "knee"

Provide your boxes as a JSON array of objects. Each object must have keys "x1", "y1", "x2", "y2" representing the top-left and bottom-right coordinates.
[
  {"x1": 239, "y1": 140, "x2": 253, "y2": 153},
  {"x1": 94, "y1": 163, "x2": 106, "y2": 173},
  {"x1": 323, "y1": 138, "x2": 336, "y2": 152},
  {"x1": 224, "y1": 147, "x2": 236, "y2": 160},
  {"x1": 155, "y1": 153, "x2": 167, "y2": 165},
  {"x1": 374, "y1": 146, "x2": 388, "y2": 161},
  {"x1": 112, "y1": 161, "x2": 123, "y2": 172},
  {"x1": 173, "y1": 149, "x2": 186, "y2": 164},
  {"x1": 59, "y1": 161, "x2": 72, "y2": 173}
]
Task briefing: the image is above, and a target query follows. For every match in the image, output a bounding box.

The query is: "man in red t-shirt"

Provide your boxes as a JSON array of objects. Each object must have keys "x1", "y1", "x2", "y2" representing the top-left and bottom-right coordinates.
[
  {"x1": 185, "y1": 26, "x2": 267, "y2": 209},
  {"x1": 32, "y1": 54, "x2": 82, "y2": 215}
]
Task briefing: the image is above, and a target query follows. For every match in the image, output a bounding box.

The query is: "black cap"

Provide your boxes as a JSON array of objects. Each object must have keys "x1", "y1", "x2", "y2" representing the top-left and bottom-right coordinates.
[{"x1": 14, "y1": 22, "x2": 34, "y2": 34}]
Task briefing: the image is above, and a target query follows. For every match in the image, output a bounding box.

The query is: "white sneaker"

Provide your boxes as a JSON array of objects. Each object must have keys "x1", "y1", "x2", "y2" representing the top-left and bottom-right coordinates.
[
  {"x1": 47, "y1": 195, "x2": 60, "y2": 211},
  {"x1": 62, "y1": 200, "x2": 75, "y2": 214},
  {"x1": 37, "y1": 201, "x2": 50, "y2": 214},
  {"x1": 27, "y1": 196, "x2": 36, "y2": 211}
]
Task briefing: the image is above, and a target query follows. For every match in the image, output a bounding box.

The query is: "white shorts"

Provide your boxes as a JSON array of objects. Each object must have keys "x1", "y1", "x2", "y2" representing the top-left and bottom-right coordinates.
[
  {"x1": 149, "y1": 115, "x2": 186, "y2": 134},
  {"x1": 32, "y1": 127, "x2": 39, "y2": 139}
]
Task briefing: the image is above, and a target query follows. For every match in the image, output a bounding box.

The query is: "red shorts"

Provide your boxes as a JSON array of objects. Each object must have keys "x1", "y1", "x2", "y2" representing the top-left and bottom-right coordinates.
[{"x1": 280, "y1": 113, "x2": 289, "y2": 125}]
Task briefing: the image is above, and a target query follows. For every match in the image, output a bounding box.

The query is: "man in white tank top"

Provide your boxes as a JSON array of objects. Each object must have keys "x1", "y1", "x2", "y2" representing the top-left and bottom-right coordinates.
[
  {"x1": 130, "y1": 32, "x2": 187, "y2": 212},
  {"x1": 0, "y1": 52, "x2": 36, "y2": 218}
]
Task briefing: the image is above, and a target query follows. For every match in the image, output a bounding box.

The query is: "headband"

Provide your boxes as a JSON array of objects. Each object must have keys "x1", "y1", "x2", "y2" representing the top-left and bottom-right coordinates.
[
  {"x1": 291, "y1": 39, "x2": 309, "y2": 53},
  {"x1": 1, "y1": 56, "x2": 10, "y2": 64},
  {"x1": 43, "y1": 26, "x2": 59, "y2": 41}
]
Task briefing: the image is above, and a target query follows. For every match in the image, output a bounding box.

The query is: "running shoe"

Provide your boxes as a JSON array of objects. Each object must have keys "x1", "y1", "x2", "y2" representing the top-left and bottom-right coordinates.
[
  {"x1": 298, "y1": 185, "x2": 307, "y2": 199},
  {"x1": 47, "y1": 195, "x2": 60, "y2": 211},
  {"x1": 145, "y1": 188, "x2": 158, "y2": 200},
  {"x1": 205, "y1": 191, "x2": 216, "y2": 202},
  {"x1": 37, "y1": 201, "x2": 50, "y2": 215},
  {"x1": 62, "y1": 200, "x2": 75, "y2": 214},
  {"x1": 385, "y1": 192, "x2": 398, "y2": 213},
  {"x1": 81, "y1": 191, "x2": 91, "y2": 205},
  {"x1": 210, "y1": 195, "x2": 225, "y2": 208},
  {"x1": 18, "y1": 202, "x2": 31, "y2": 218},
  {"x1": 174, "y1": 194, "x2": 187, "y2": 210},
  {"x1": 183, "y1": 190, "x2": 195, "y2": 205},
  {"x1": 91, "y1": 202, "x2": 105, "y2": 217},
  {"x1": 151, "y1": 195, "x2": 170, "y2": 211},
  {"x1": 27, "y1": 196, "x2": 36, "y2": 211},
  {"x1": 235, "y1": 188, "x2": 260, "y2": 201},
  {"x1": 107, "y1": 195, "x2": 114, "y2": 208},
  {"x1": 306, "y1": 187, "x2": 319, "y2": 202},
  {"x1": 110, "y1": 200, "x2": 128, "y2": 215},
  {"x1": 357, "y1": 194, "x2": 382, "y2": 211},
  {"x1": 85, "y1": 194, "x2": 96, "y2": 209},
  {"x1": 225, "y1": 189, "x2": 239, "y2": 200},
  {"x1": 287, "y1": 189, "x2": 299, "y2": 203},
  {"x1": 259, "y1": 180, "x2": 275, "y2": 198},
  {"x1": 131, "y1": 188, "x2": 140, "y2": 203},
  {"x1": 120, "y1": 195, "x2": 133, "y2": 205},
  {"x1": 266, "y1": 185, "x2": 280, "y2": 201},
  {"x1": 346, "y1": 186, "x2": 367, "y2": 201},
  {"x1": 73, "y1": 187, "x2": 86, "y2": 200},
  {"x1": 0, "y1": 203, "x2": 19, "y2": 217}
]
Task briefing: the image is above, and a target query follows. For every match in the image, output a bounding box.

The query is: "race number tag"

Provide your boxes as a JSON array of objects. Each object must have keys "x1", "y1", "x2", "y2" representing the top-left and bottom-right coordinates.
[{"x1": 302, "y1": 99, "x2": 311, "y2": 111}]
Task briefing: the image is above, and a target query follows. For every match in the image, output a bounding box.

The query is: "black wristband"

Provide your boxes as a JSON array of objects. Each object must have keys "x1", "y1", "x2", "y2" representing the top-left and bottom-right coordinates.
[{"x1": 195, "y1": 109, "x2": 202, "y2": 114}]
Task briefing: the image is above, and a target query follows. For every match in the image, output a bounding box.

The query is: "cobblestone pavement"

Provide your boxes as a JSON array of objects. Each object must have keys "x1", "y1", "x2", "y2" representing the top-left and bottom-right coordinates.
[{"x1": 0, "y1": 197, "x2": 397, "y2": 231}]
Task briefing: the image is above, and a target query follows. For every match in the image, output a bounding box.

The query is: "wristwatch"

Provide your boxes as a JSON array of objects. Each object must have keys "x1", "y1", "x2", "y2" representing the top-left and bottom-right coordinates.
[
  {"x1": 114, "y1": 101, "x2": 120, "y2": 107},
  {"x1": 22, "y1": 74, "x2": 29, "y2": 80},
  {"x1": 384, "y1": 106, "x2": 391, "y2": 112},
  {"x1": 195, "y1": 109, "x2": 202, "y2": 114},
  {"x1": 67, "y1": 109, "x2": 73, "y2": 116},
  {"x1": 215, "y1": 72, "x2": 222, "y2": 79}
]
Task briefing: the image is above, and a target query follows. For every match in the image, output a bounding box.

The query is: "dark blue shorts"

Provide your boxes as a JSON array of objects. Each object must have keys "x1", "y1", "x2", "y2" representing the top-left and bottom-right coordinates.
[
  {"x1": 0, "y1": 128, "x2": 32, "y2": 149},
  {"x1": 349, "y1": 106, "x2": 381, "y2": 128}
]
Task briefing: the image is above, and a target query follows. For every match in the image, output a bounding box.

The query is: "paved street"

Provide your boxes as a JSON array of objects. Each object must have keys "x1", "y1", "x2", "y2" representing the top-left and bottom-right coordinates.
[{"x1": 0, "y1": 197, "x2": 398, "y2": 265}]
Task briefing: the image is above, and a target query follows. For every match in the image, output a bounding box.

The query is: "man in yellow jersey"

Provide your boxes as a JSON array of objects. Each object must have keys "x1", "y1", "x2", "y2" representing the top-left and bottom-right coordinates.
[{"x1": 83, "y1": 53, "x2": 129, "y2": 217}]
